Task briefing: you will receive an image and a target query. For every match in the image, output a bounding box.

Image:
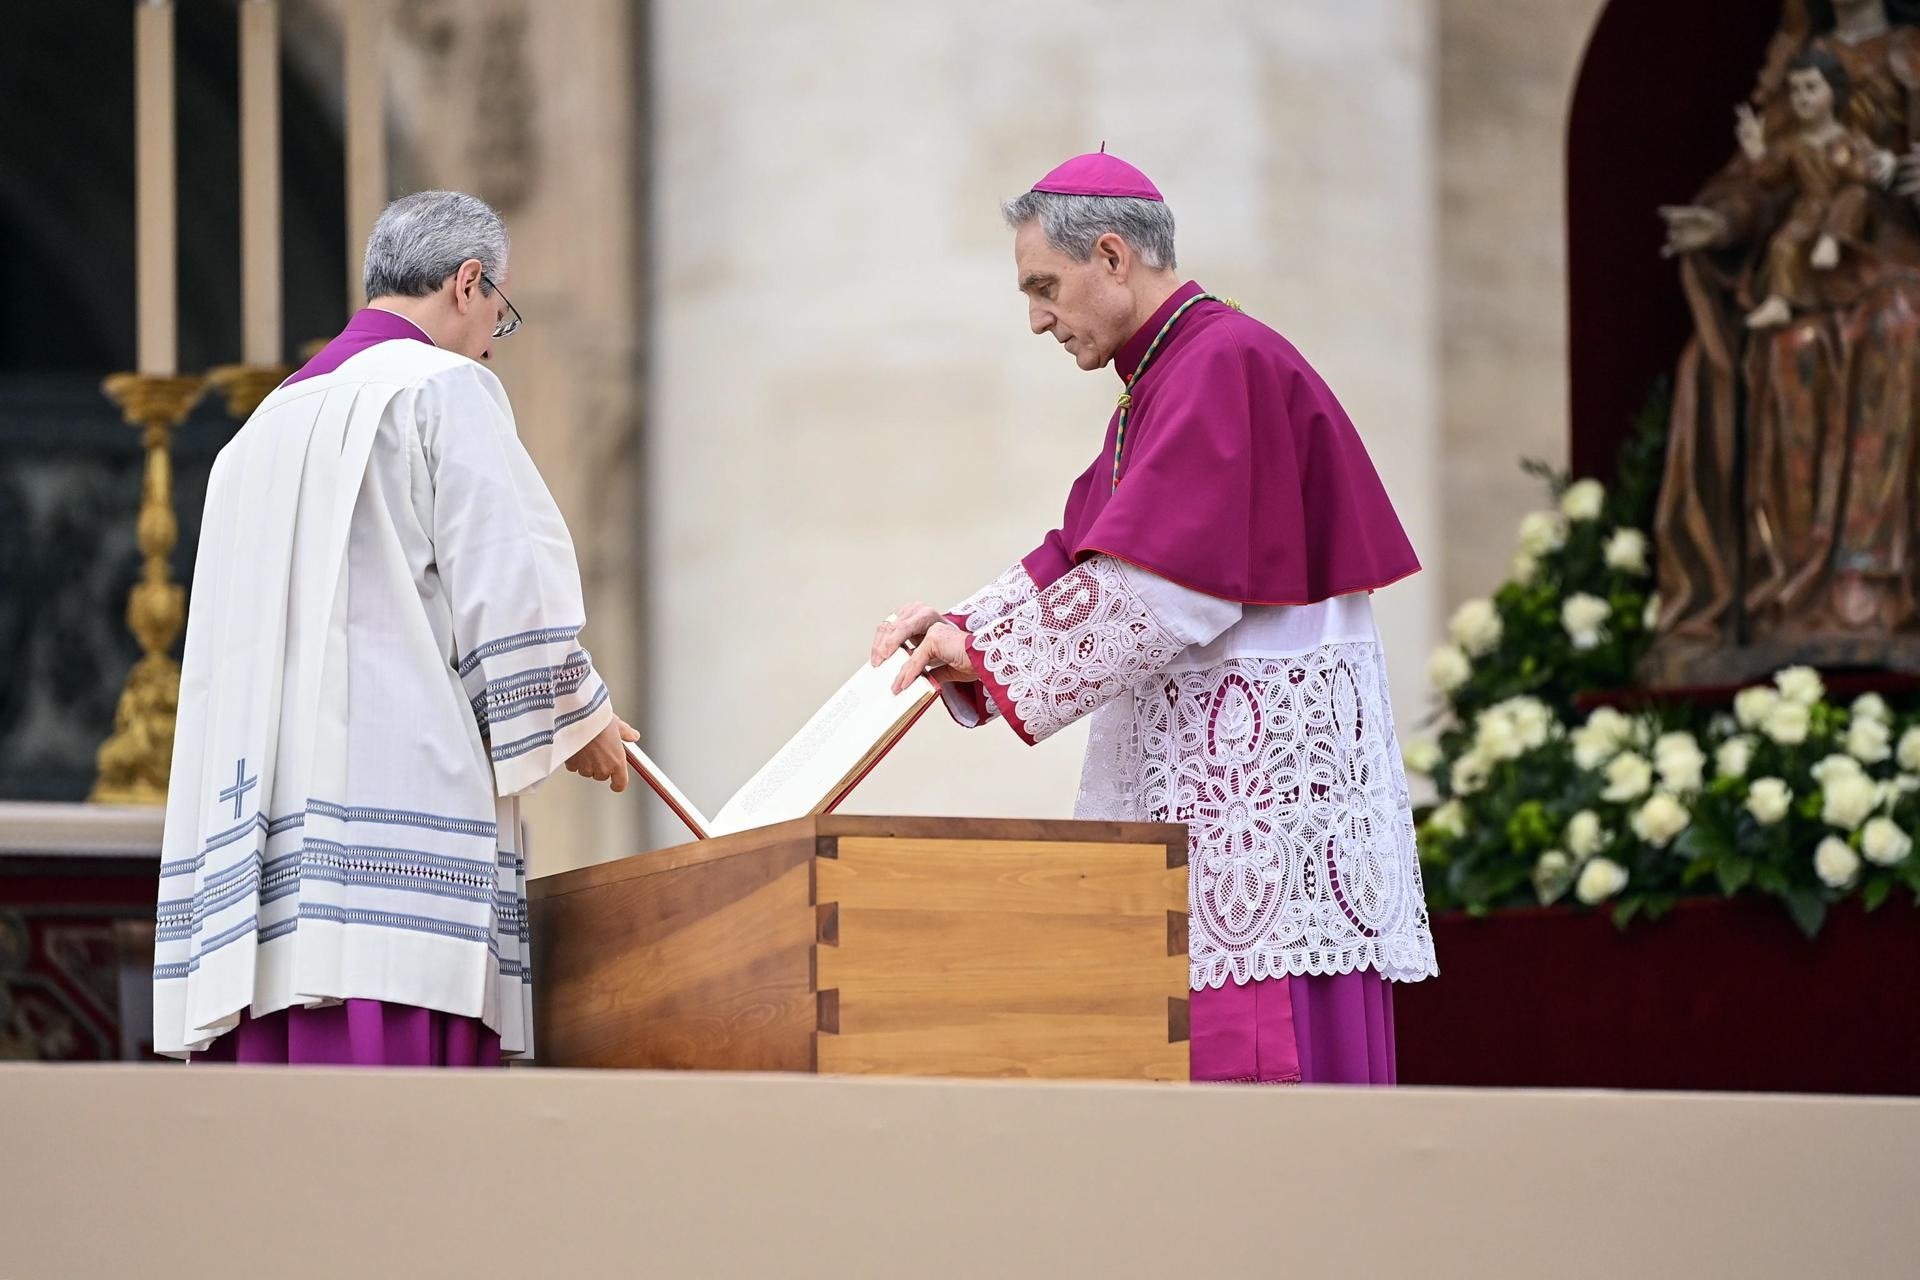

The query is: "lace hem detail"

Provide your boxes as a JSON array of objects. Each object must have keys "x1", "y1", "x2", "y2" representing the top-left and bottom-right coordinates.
[
  {"x1": 1076, "y1": 643, "x2": 1437, "y2": 988},
  {"x1": 1190, "y1": 937, "x2": 1437, "y2": 990},
  {"x1": 968, "y1": 558, "x2": 1187, "y2": 745}
]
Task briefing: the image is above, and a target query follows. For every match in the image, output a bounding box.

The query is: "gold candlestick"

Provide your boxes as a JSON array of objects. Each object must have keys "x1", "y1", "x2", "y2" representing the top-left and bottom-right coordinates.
[
  {"x1": 206, "y1": 362, "x2": 289, "y2": 418},
  {"x1": 92, "y1": 371, "x2": 207, "y2": 806}
]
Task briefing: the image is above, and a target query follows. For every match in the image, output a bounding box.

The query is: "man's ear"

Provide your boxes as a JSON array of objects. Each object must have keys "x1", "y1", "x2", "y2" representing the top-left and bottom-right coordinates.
[
  {"x1": 1095, "y1": 231, "x2": 1130, "y2": 279},
  {"x1": 452, "y1": 258, "x2": 485, "y2": 311}
]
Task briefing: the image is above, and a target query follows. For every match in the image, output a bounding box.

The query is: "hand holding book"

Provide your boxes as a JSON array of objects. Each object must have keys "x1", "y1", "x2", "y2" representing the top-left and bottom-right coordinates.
[{"x1": 871, "y1": 603, "x2": 979, "y2": 694}]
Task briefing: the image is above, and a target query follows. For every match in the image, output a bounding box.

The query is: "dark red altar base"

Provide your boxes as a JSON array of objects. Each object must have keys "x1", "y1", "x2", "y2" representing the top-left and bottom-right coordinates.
[
  {"x1": 0, "y1": 858, "x2": 158, "y2": 1061},
  {"x1": 1576, "y1": 671, "x2": 1920, "y2": 714},
  {"x1": 1396, "y1": 897, "x2": 1920, "y2": 1096}
]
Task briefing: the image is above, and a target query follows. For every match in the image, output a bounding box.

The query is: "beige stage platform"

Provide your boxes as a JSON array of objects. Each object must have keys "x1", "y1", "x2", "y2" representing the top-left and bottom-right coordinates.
[{"x1": 2, "y1": 1067, "x2": 1914, "y2": 1279}]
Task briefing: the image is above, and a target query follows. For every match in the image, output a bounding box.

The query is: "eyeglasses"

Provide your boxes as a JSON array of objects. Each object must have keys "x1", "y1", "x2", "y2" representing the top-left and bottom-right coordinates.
[{"x1": 481, "y1": 272, "x2": 523, "y2": 340}]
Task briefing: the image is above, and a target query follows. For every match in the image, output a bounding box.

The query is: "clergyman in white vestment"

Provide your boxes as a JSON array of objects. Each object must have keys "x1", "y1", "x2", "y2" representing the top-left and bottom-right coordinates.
[{"x1": 153, "y1": 192, "x2": 637, "y2": 1064}]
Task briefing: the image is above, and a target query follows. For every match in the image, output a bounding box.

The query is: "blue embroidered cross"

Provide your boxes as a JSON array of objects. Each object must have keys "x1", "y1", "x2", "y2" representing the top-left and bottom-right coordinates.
[{"x1": 218, "y1": 757, "x2": 258, "y2": 820}]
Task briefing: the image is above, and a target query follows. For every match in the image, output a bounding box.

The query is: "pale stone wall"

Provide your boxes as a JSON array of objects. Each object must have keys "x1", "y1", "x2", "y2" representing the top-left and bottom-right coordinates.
[
  {"x1": 645, "y1": 1, "x2": 1445, "y2": 845},
  {"x1": 1435, "y1": 0, "x2": 1610, "y2": 610}
]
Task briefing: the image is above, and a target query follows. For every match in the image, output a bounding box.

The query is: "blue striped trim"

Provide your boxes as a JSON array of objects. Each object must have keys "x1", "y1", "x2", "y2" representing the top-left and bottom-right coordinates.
[
  {"x1": 203, "y1": 812, "x2": 268, "y2": 855},
  {"x1": 170, "y1": 803, "x2": 486, "y2": 876},
  {"x1": 490, "y1": 683, "x2": 611, "y2": 762},
  {"x1": 260, "y1": 850, "x2": 302, "y2": 888},
  {"x1": 201, "y1": 849, "x2": 264, "y2": 895},
  {"x1": 305, "y1": 800, "x2": 496, "y2": 840},
  {"x1": 154, "y1": 962, "x2": 190, "y2": 981},
  {"x1": 191, "y1": 872, "x2": 265, "y2": 928},
  {"x1": 473, "y1": 654, "x2": 595, "y2": 728},
  {"x1": 300, "y1": 840, "x2": 497, "y2": 903},
  {"x1": 258, "y1": 916, "x2": 300, "y2": 945},
  {"x1": 157, "y1": 810, "x2": 304, "y2": 878},
  {"x1": 457, "y1": 624, "x2": 583, "y2": 678},
  {"x1": 197, "y1": 913, "x2": 260, "y2": 956},
  {"x1": 297, "y1": 903, "x2": 492, "y2": 945},
  {"x1": 496, "y1": 850, "x2": 522, "y2": 870},
  {"x1": 473, "y1": 650, "x2": 592, "y2": 709}
]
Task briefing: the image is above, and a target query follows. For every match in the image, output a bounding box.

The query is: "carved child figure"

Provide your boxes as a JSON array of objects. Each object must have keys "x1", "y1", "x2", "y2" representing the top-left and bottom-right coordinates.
[{"x1": 1740, "y1": 46, "x2": 1895, "y2": 329}]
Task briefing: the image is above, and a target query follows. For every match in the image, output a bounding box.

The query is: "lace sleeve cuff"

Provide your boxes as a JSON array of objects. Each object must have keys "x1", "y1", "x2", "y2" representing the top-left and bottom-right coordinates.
[
  {"x1": 965, "y1": 557, "x2": 1188, "y2": 746},
  {"x1": 947, "y1": 562, "x2": 1038, "y2": 633}
]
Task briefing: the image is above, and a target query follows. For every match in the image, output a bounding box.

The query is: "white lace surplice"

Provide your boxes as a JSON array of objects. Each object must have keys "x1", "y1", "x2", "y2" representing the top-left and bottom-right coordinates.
[{"x1": 944, "y1": 559, "x2": 1437, "y2": 990}]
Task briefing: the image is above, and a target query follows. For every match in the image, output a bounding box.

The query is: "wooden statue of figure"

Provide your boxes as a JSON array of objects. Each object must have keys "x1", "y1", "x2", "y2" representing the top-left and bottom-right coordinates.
[{"x1": 1650, "y1": 0, "x2": 1920, "y2": 683}]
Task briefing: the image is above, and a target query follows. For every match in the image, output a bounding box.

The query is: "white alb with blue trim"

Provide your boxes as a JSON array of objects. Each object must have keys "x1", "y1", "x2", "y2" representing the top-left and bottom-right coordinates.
[{"x1": 153, "y1": 337, "x2": 612, "y2": 1058}]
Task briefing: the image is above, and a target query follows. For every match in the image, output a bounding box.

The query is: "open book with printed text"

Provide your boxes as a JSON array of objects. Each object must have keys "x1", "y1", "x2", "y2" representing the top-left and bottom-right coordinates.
[{"x1": 625, "y1": 648, "x2": 939, "y2": 841}]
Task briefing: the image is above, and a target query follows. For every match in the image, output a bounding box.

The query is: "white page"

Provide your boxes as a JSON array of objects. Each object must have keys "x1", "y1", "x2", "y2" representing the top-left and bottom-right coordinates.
[
  {"x1": 708, "y1": 650, "x2": 933, "y2": 837},
  {"x1": 624, "y1": 741, "x2": 714, "y2": 840}
]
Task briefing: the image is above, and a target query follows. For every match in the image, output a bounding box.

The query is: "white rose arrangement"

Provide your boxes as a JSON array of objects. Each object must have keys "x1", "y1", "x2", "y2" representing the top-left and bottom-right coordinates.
[{"x1": 1414, "y1": 461, "x2": 1918, "y2": 937}]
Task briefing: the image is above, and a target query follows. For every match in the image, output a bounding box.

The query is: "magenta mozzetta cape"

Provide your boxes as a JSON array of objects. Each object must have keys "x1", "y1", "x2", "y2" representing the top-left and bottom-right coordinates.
[{"x1": 1022, "y1": 281, "x2": 1420, "y2": 603}]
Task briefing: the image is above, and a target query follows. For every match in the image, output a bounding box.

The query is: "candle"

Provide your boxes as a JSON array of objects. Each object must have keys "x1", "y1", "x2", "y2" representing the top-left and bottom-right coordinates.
[
  {"x1": 135, "y1": 0, "x2": 176, "y2": 375},
  {"x1": 344, "y1": 0, "x2": 387, "y2": 313},
  {"x1": 239, "y1": 0, "x2": 282, "y2": 366}
]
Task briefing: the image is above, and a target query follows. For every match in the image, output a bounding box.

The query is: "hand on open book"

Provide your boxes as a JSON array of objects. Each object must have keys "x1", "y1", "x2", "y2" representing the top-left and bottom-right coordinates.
[
  {"x1": 890, "y1": 621, "x2": 977, "y2": 695},
  {"x1": 872, "y1": 602, "x2": 944, "y2": 667},
  {"x1": 566, "y1": 715, "x2": 642, "y2": 792}
]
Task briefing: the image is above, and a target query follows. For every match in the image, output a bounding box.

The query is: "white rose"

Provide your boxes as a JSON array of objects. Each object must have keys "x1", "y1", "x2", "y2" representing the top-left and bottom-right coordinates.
[
  {"x1": 1474, "y1": 711, "x2": 1524, "y2": 762},
  {"x1": 1851, "y1": 693, "x2": 1892, "y2": 725},
  {"x1": 1813, "y1": 836, "x2": 1861, "y2": 889},
  {"x1": 1561, "y1": 593, "x2": 1613, "y2": 651},
  {"x1": 1451, "y1": 749, "x2": 1492, "y2": 797},
  {"x1": 1653, "y1": 731, "x2": 1707, "y2": 793},
  {"x1": 1811, "y1": 753, "x2": 1866, "y2": 787},
  {"x1": 1601, "y1": 752, "x2": 1654, "y2": 803},
  {"x1": 1560, "y1": 478, "x2": 1606, "y2": 522},
  {"x1": 1533, "y1": 850, "x2": 1575, "y2": 904},
  {"x1": 1565, "y1": 810, "x2": 1607, "y2": 861},
  {"x1": 1571, "y1": 736, "x2": 1613, "y2": 770},
  {"x1": 1403, "y1": 739, "x2": 1443, "y2": 777},
  {"x1": 1848, "y1": 716, "x2": 1893, "y2": 765},
  {"x1": 1643, "y1": 593, "x2": 1662, "y2": 631},
  {"x1": 1572, "y1": 708, "x2": 1633, "y2": 770},
  {"x1": 1575, "y1": 856, "x2": 1629, "y2": 905},
  {"x1": 1518, "y1": 509, "x2": 1570, "y2": 557},
  {"x1": 1603, "y1": 528, "x2": 1650, "y2": 575},
  {"x1": 1745, "y1": 777, "x2": 1794, "y2": 826},
  {"x1": 1428, "y1": 645, "x2": 1472, "y2": 694},
  {"x1": 1822, "y1": 772, "x2": 1881, "y2": 831},
  {"x1": 1630, "y1": 792, "x2": 1691, "y2": 848},
  {"x1": 1449, "y1": 598, "x2": 1504, "y2": 657},
  {"x1": 1510, "y1": 550, "x2": 1540, "y2": 586},
  {"x1": 1490, "y1": 696, "x2": 1555, "y2": 751},
  {"x1": 1899, "y1": 727, "x2": 1920, "y2": 773},
  {"x1": 1774, "y1": 665, "x2": 1826, "y2": 707},
  {"x1": 1733, "y1": 686, "x2": 1780, "y2": 730},
  {"x1": 1763, "y1": 700, "x2": 1811, "y2": 746},
  {"x1": 1895, "y1": 774, "x2": 1920, "y2": 796},
  {"x1": 1861, "y1": 816, "x2": 1914, "y2": 867},
  {"x1": 1426, "y1": 799, "x2": 1467, "y2": 839},
  {"x1": 1716, "y1": 735, "x2": 1757, "y2": 780}
]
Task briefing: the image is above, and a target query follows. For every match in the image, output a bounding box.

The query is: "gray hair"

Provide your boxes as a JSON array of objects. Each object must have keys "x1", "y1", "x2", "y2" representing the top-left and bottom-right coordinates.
[
  {"x1": 1000, "y1": 190, "x2": 1177, "y2": 271},
  {"x1": 361, "y1": 190, "x2": 509, "y2": 300}
]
